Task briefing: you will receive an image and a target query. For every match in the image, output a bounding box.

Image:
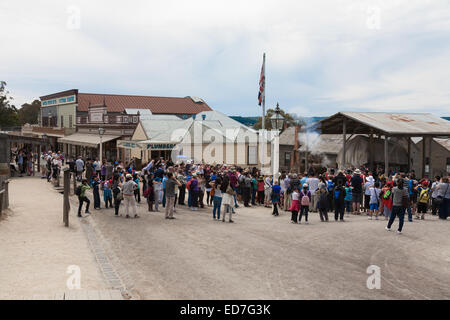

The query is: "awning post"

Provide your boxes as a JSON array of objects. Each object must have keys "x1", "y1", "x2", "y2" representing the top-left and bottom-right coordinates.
[{"x1": 384, "y1": 135, "x2": 389, "y2": 177}]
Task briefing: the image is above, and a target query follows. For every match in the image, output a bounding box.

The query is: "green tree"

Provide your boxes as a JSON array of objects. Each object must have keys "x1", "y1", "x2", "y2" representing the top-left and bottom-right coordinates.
[
  {"x1": 18, "y1": 99, "x2": 41, "y2": 125},
  {"x1": 253, "y1": 107, "x2": 297, "y2": 131},
  {"x1": 0, "y1": 81, "x2": 19, "y2": 128}
]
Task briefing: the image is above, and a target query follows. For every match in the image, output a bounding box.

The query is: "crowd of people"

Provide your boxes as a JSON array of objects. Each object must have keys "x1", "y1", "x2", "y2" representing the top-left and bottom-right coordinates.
[{"x1": 11, "y1": 149, "x2": 450, "y2": 233}]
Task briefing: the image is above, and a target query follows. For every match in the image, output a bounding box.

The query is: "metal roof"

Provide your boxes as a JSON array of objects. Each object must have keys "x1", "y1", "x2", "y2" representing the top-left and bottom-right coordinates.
[
  {"x1": 318, "y1": 112, "x2": 450, "y2": 136},
  {"x1": 58, "y1": 133, "x2": 120, "y2": 147}
]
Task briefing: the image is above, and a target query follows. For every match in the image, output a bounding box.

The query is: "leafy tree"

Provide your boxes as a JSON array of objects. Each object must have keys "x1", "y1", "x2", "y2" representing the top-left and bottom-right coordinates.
[
  {"x1": 253, "y1": 107, "x2": 297, "y2": 131},
  {"x1": 18, "y1": 99, "x2": 41, "y2": 125},
  {"x1": 0, "y1": 81, "x2": 19, "y2": 128}
]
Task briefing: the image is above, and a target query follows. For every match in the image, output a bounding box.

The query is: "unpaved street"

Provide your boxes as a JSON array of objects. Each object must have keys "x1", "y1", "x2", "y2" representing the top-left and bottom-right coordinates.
[{"x1": 89, "y1": 196, "x2": 450, "y2": 300}]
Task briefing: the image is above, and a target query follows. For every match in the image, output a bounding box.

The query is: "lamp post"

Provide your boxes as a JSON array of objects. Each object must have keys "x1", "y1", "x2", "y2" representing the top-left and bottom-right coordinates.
[
  {"x1": 270, "y1": 103, "x2": 285, "y2": 180},
  {"x1": 98, "y1": 127, "x2": 105, "y2": 164},
  {"x1": 42, "y1": 133, "x2": 48, "y2": 153}
]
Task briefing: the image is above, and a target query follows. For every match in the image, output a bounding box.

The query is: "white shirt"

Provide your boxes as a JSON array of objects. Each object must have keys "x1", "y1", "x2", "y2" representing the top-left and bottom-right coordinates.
[
  {"x1": 292, "y1": 191, "x2": 300, "y2": 201},
  {"x1": 431, "y1": 182, "x2": 440, "y2": 198},
  {"x1": 307, "y1": 178, "x2": 319, "y2": 193}
]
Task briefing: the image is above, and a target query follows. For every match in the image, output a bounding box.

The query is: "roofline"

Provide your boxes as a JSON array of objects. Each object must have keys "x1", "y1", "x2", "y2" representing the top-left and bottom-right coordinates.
[
  {"x1": 318, "y1": 112, "x2": 450, "y2": 136},
  {"x1": 78, "y1": 92, "x2": 206, "y2": 101},
  {"x1": 40, "y1": 89, "x2": 78, "y2": 100}
]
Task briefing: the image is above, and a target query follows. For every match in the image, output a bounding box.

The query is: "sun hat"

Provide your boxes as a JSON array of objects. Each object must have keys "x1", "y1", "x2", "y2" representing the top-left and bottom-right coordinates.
[
  {"x1": 126, "y1": 174, "x2": 132, "y2": 179},
  {"x1": 303, "y1": 183, "x2": 308, "y2": 188}
]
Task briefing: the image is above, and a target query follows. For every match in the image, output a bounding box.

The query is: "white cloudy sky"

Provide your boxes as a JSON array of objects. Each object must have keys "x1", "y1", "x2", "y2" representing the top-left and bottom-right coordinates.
[{"x1": 1, "y1": 0, "x2": 450, "y2": 116}]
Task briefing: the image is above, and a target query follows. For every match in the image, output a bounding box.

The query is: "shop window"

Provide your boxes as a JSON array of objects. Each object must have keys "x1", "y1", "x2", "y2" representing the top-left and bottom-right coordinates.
[
  {"x1": 61, "y1": 115, "x2": 64, "y2": 128},
  {"x1": 69, "y1": 115, "x2": 73, "y2": 127},
  {"x1": 447, "y1": 157, "x2": 450, "y2": 173}
]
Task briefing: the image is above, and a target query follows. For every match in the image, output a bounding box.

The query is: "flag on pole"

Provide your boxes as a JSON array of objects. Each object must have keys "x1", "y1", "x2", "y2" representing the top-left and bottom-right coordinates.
[{"x1": 258, "y1": 53, "x2": 265, "y2": 106}]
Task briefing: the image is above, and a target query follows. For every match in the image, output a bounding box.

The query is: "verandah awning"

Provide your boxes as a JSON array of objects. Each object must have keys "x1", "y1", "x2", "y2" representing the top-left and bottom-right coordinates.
[{"x1": 58, "y1": 133, "x2": 121, "y2": 148}]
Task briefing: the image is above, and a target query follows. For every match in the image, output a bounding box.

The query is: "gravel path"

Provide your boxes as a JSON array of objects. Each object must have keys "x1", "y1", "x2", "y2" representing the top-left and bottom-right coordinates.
[
  {"x1": 89, "y1": 196, "x2": 450, "y2": 300},
  {"x1": 0, "y1": 177, "x2": 107, "y2": 299}
]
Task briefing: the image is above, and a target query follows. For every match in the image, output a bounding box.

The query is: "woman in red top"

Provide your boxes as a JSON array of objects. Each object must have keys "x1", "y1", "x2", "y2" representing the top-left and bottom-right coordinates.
[
  {"x1": 257, "y1": 178, "x2": 265, "y2": 205},
  {"x1": 381, "y1": 181, "x2": 393, "y2": 220}
]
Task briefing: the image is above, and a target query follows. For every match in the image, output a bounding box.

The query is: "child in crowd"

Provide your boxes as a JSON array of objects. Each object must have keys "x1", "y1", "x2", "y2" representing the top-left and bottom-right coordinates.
[
  {"x1": 290, "y1": 187, "x2": 300, "y2": 224},
  {"x1": 368, "y1": 181, "x2": 382, "y2": 220},
  {"x1": 299, "y1": 184, "x2": 311, "y2": 224}
]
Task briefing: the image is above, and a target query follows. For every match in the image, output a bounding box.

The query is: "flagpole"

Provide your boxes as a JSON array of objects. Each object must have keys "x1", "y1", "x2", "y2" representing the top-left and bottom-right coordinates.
[{"x1": 261, "y1": 53, "x2": 266, "y2": 174}]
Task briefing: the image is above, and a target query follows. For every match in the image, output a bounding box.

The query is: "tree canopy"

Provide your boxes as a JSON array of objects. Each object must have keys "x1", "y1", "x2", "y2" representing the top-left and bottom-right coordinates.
[
  {"x1": 253, "y1": 107, "x2": 297, "y2": 131},
  {"x1": 0, "y1": 81, "x2": 41, "y2": 128}
]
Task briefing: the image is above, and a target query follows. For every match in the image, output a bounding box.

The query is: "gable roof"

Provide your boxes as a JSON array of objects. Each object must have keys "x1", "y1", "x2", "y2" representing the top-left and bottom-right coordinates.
[{"x1": 77, "y1": 93, "x2": 212, "y2": 114}]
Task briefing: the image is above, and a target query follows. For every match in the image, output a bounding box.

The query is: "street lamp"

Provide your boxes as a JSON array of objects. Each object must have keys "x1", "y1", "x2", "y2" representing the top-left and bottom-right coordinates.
[
  {"x1": 270, "y1": 103, "x2": 285, "y2": 130},
  {"x1": 42, "y1": 133, "x2": 48, "y2": 153},
  {"x1": 98, "y1": 127, "x2": 105, "y2": 165},
  {"x1": 270, "y1": 103, "x2": 285, "y2": 180}
]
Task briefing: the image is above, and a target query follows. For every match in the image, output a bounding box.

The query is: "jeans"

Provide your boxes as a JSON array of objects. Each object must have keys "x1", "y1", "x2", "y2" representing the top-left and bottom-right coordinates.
[
  {"x1": 78, "y1": 196, "x2": 90, "y2": 215},
  {"x1": 251, "y1": 189, "x2": 257, "y2": 205},
  {"x1": 179, "y1": 185, "x2": 186, "y2": 205},
  {"x1": 272, "y1": 202, "x2": 279, "y2": 215},
  {"x1": 213, "y1": 196, "x2": 222, "y2": 219},
  {"x1": 114, "y1": 198, "x2": 121, "y2": 215},
  {"x1": 344, "y1": 200, "x2": 352, "y2": 213},
  {"x1": 387, "y1": 206, "x2": 405, "y2": 232},
  {"x1": 407, "y1": 206, "x2": 413, "y2": 221},
  {"x1": 299, "y1": 205, "x2": 308, "y2": 222},
  {"x1": 335, "y1": 201, "x2": 345, "y2": 220}
]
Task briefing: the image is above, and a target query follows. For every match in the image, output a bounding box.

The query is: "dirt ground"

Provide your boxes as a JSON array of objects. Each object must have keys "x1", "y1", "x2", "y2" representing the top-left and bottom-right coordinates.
[
  {"x1": 0, "y1": 177, "x2": 107, "y2": 299},
  {"x1": 89, "y1": 193, "x2": 450, "y2": 300}
]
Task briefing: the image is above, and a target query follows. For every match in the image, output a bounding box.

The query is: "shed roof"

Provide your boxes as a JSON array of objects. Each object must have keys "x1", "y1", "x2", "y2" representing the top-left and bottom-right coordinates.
[{"x1": 318, "y1": 112, "x2": 450, "y2": 136}]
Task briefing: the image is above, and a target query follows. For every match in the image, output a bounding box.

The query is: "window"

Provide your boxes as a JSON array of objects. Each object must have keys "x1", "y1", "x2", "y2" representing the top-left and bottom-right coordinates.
[
  {"x1": 285, "y1": 152, "x2": 291, "y2": 167},
  {"x1": 60, "y1": 115, "x2": 64, "y2": 128},
  {"x1": 69, "y1": 115, "x2": 73, "y2": 128},
  {"x1": 248, "y1": 145, "x2": 257, "y2": 165},
  {"x1": 425, "y1": 157, "x2": 430, "y2": 173},
  {"x1": 447, "y1": 157, "x2": 450, "y2": 174}
]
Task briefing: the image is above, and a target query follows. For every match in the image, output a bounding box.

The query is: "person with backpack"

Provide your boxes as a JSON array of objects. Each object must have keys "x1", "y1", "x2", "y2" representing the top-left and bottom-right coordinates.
[
  {"x1": 415, "y1": 181, "x2": 430, "y2": 219},
  {"x1": 368, "y1": 181, "x2": 382, "y2": 220},
  {"x1": 289, "y1": 187, "x2": 301, "y2": 223},
  {"x1": 271, "y1": 181, "x2": 281, "y2": 216},
  {"x1": 381, "y1": 181, "x2": 393, "y2": 220},
  {"x1": 299, "y1": 183, "x2": 311, "y2": 224},
  {"x1": 317, "y1": 185, "x2": 329, "y2": 222},
  {"x1": 344, "y1": 182, "x2": 352, "y2": 216},
  {"x1": 153, "y1": 176, "x2": 163, "y2": 212},
  {"x1": 112, "y1": 174, "x2": 123, "y2": 217},
  {"x1": 76, "y1": 179, "x2": 91, "y2": 217},
  {"x1": 334, "y1": 180, "x2": 346, "y2": 222},
  {"x1": 143, "y1": 175, "x2": 154, "y2": 211},
  {"x1": 92, "y1": 175, "x2": 101, "y2": 210},
  {"x1": 386, "y1": 178, "x2": 409, "y2": 234},
  {"x1": 103, "y1": 179, "x2": 113, "y2": 209}
]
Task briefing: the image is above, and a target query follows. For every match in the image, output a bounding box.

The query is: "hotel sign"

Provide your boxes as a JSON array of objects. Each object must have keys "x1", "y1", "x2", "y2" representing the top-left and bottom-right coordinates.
[{"x1": 42, "y1": 95, "x2": 76, "y2": 106}]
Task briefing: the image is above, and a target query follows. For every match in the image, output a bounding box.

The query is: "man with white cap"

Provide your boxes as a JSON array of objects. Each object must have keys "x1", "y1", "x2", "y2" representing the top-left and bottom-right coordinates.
[
  {"x1": 351, "y1": 169, "x2": 364, "y2": 215},
  {"x1": 364, "y1": 174, "x2": 375, "y2": 213},
  {"x1": 122, "y1": 173, "x2": 139, "y2": 218}
]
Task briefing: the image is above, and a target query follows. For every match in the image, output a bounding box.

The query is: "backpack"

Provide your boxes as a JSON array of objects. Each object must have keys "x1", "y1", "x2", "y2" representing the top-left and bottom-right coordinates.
[
  {"x1": 334, "y1": 189, "x2": 341, "y2": 200},
  {"x1": 301, "y1": 192, "x2": 310, "y2": 206},
  {"x1": 75, "y1": 185, "x2": 82, "y2": 196},
  {"x1": 418, "y1": 188, "x2": 430, "y2": 203}
]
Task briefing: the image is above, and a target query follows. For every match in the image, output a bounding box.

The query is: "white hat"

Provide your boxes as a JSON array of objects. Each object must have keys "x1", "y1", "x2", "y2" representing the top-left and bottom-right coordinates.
[
  {"x1": 354, "y1": 169, "x2": 361, "y2": 175},
  {"x1": 303, "y1": 183, "x2": 308, "y2": 187},
  {"x1": 126, "y1": 174, "x2": 132, "y2": 179}
]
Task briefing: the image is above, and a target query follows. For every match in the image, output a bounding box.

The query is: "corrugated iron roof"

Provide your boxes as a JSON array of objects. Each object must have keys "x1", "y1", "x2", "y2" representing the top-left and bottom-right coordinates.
[
  {"x1": 319, "y1": 112, "x2": 450, "y2": 136},
  {"x1": 77, "y1": 93, "x2": 212, "y2": 114}
]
